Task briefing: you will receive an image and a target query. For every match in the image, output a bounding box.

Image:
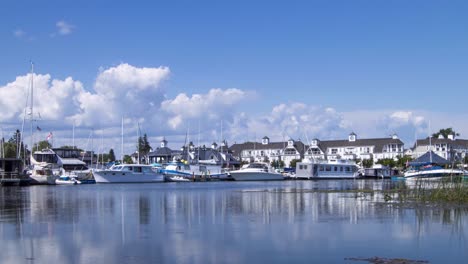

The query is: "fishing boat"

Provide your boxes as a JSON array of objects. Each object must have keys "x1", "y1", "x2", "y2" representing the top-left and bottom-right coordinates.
[
  {"x1": 228, "y1": 162, "x2": 284, "y2": 181},
  {"x1": 92, "y1": 164, "x2": 165, "y2": 183},
  {"x1": 295, "y1": 159, "x2": 361, "y2": 179}
]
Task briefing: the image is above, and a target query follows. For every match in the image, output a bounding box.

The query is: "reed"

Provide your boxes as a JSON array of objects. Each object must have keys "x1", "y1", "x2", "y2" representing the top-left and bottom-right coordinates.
[{"x1": 389, "y1": 177, "x2": 468, "y2": 204}]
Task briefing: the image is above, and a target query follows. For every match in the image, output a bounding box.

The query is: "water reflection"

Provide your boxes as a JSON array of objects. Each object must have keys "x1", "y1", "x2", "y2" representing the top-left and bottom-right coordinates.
[{"x1": 0, "y1": 180, "x2": 467, "y2": 263}]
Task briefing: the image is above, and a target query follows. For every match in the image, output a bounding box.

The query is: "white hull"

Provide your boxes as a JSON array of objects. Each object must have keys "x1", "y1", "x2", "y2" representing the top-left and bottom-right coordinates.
[
  {"x1": 29, "y1": 175, "x2": 57, "y2": 185},
  {"x1": 56, "y1": 179, "x2": 81, "y2": 185},
  {"x1": 93, "y1": 170, "x2": 165, "y2": 183},
  {"x1": 229, "y1": 171, "x2": 284, "y2": 181},
  {"x1": 404, "y1": 168, "x2": 465, "y2": 180}
]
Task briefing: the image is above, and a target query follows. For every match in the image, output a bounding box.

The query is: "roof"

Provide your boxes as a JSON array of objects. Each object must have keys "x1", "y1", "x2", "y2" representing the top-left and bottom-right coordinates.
[
  {"x1": 409, "y1": 151, "x2": 449, "y2": 165},
  {"x1": 414, "y1": 138, "x2": 468, "y2": 149},
  {"x1": 229, "y1": 140, "x2": 307, "y2": 156},
  {"x1": 316, "y1": 138, "x2": 403, "y2": 152},
  {"x1": 148, "y1": 147, "x2": 173, "y2": 157}
]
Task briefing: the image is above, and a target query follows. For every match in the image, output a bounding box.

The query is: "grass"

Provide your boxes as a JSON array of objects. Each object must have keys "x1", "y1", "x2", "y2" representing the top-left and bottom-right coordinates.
[{"x1": 383, "y1": 177, "x2": 468, "y2": 204}]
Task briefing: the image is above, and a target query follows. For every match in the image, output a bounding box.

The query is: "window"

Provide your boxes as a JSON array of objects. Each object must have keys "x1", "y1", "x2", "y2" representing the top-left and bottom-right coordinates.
[
  {"x1": 345, "y1": 167, "x2": 350, "y2": 172},
  {"x1": 134, "y1": 167, "x2": 142, "y2": 173},
  {"x1": 325, "y1": 166, "x2": 331, "y2": 172},
  {"x1": 319, "y1": 166, "x2": 324, "y2": 171},
  {"x1": 334, "y1": 166, "x2": 338, "y2": 171},
  {"x1": 331, "y1": 149, "x2": 338, "y2": 154}
]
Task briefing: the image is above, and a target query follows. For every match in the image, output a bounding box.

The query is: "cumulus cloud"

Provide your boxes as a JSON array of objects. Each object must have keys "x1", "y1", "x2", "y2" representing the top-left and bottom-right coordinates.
[
  {"x1": 161, "y1": 88, "x2": 247, "y2": 130},
  {"x1": 56, "y1": 20, "x2": 74, "y2": 35},
  {"x1": 70, "y1": 63, "x2": 170, "y2": 127},
  {"x1": 228, "y1": 103, "x2": 349, "y2": 144}
]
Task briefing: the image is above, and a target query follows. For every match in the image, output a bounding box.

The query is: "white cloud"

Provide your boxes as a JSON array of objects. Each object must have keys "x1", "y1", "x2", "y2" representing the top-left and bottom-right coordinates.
[
  {"x1": 228, "y1": 103, "x2": 348, "y2": 144},
  {"x1": 13, "y1": 29, "x2": 25, "y2": 38},
  {"x1": 161, "y1": 88, "x2": 247, "y2": 130},
  {"x1": 56, "y1": 20, "x2": 74, "y2": 35},
  {"x1": 3, "y1": 64, "x2": 468, "y2": 159},
  {"x1": 70, "y1": 63, "x2": 170, "y2": 127}
]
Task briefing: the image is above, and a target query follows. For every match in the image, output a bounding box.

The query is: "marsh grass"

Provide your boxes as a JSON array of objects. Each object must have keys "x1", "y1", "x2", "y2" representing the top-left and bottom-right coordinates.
[{"x1": 384, "y1": 176, "x2": 468, "y2": 204}]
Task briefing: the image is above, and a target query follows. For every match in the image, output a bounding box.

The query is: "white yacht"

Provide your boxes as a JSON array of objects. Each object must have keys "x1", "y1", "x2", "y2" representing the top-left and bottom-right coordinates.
[
  {"x1": 228, "y1": 163, "x2": 284, "y2": 181},
  {"x1": 92, "y1": 164, "x2": 165, "y2": 183},
  {"x1": 30, "y1": 148, "x2": 94, "y2": 183},
  {"x1": 295, "y1": 159, "x2": 361, "y2": 179},
  {"x1": 404, "y1": 163, "x2": 465, "y2": 180}
]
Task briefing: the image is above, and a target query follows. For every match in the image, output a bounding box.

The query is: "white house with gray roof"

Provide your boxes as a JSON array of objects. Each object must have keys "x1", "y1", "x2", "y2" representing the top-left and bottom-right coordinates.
[
  {"x1": 304, "y1": 132, "x2": 404, "y2": 163},
  {"x1": 409, "y1": 133, "x2": 468, "y2": 162},
  {"x1": 229, "y1": 136, "x2": 306, "y2": 167}
]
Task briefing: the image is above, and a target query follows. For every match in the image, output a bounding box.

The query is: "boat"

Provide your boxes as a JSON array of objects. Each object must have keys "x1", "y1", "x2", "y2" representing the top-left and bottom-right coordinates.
[
  {"x1": 295, "y1": 159, "x2": 361, "y2": 179},
  {"x1": 30, "y1": 148, "x2": 95, "y2": 183},
  {"x1": 403, "y1": 162, "x2": 465, "y2": 180},
  {"x1": 362, "y1": 164, "x2": 397, "y2": 179},
  {"x1": 166, "y1": 175, "x2": 191, "y2": 182},
  {"x1": 162, "y1": 162, "x2": 228, "y2": 181},
  {"x1": 228, "y1": 162, "x2": 284, "y2": 181},
  {"x1": 28, "y1": 164, "x2": 58, "y2": 185},
  {"x1": 92, "y1": 164, "x2": 165, "y2": 183},
  {"x1": 55, "y1": 175, "x2": 81, "y2": 185}
]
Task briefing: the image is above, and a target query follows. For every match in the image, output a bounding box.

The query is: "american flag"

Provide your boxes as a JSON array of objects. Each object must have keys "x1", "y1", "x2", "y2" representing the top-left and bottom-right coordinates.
[{"x1": 46, "y1": 132, "x2": 53, "y2": 141}]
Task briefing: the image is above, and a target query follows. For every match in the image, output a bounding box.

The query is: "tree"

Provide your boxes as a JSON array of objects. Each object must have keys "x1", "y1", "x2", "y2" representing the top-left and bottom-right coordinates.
[
  {"x1": 33, "y1": 140, "x2": 52, "y2": 152},
  {"x1": 289, "y1": 159, "x2": 301, "y2": 168},
  {"x1": 395, "y1": 155, "x2": 412, "y2": 168},
  {"x1": 138, "y1": 133, "x2": 151, "y2": 163},
  {"x1": 362, "y1": 159, "x2": 374, "y2": 168},
  {"x1": 1, "y1": 130, "x2": 27, "y2": 159},
  {"x1": 432, "y1": 128, "x2": 459, "y2": 139},
  {"x1": 123, "y1": 155, "x2": 133, "y2": 164},
  {"x1": 376, "y1": 158, "x2": 396, "y2": 168},
  {"x1": 108, "y1": 149, "x2": 116, "y2": 162}
]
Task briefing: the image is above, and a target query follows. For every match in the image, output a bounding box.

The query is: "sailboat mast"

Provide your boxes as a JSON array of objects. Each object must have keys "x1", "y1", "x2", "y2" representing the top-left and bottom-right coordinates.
[
  {"x1": 29, "y1": 62, "x2": 34, "y2": 155},
  {"x1": 121, "y1": 117, "x2": 124, "y2": 163}
]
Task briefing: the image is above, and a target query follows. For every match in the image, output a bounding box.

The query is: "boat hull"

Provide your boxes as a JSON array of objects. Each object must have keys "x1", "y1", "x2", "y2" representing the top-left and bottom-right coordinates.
[
  {"x1": 229, "y1": 171, "x2": 284, "y2": 181},
  {"x1": 404, "y1": 169, "x2": 465, "y2": 180},
  {"x1": 93, "y1": 170, "x2": 165, "y2": 183}
]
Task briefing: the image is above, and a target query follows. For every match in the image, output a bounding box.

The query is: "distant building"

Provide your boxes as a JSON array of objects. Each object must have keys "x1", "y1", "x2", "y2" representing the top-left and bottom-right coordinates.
[
  {"x1": 410, "y1": 133, "x2": 468, "y2": 162},
  {"x1": 229, "y1": 136, "x2": 306, "y2": 167},
  {"x1": 147, "y1": 138, "x2": 177, "y2": 164},
  {"x1": 229, "y1": 133, "x2": 404, "y2": 166},
  {"x1": 304, "y1": 132, "x2": 404, "y2": 162}
]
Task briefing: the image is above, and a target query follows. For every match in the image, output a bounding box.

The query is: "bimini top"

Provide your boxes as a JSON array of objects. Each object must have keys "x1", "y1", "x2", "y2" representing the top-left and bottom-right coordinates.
[{"x1": 409, "y1": 151, "x2": 450, "y2": 166}]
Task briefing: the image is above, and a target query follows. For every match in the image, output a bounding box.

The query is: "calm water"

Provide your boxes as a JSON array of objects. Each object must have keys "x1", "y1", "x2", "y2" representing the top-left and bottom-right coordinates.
[{"x1": 1, "y1": 180, "x2": 467, "y2": 264}]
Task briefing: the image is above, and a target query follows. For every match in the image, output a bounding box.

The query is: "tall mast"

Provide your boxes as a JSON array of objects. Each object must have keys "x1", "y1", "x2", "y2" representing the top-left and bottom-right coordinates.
[
  {"x1": 29, "y1": 62, "x2": 34, "y2": 155},
  {"x1": 121, "y1": 116, "x2": 124, "y2": 163}
]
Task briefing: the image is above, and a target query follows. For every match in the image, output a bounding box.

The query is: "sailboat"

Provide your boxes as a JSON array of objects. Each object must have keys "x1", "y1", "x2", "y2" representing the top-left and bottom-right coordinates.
[{"x1": 26, "y1": 62, "x2": 58, "y2": 185}]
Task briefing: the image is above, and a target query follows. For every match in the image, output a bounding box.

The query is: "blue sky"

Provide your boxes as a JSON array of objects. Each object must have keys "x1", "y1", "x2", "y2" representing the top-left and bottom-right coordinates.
[{"x1": 1, "y1": 0, "x2": 468, "y2": 157}]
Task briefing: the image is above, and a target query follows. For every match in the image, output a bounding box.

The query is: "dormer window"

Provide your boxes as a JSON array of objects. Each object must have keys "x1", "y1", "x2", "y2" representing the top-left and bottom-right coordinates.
[
  {"x1": 312, "y1": 139, "x2": 318, "y2": 146},
  {"x1": 287, "y1": 139, "x2": 294, "y2": 147},
  {"x1": 349, "y1": 132, "x2": 357, "y2": 142},
  {"x1": 262, "y1": 136, "x2": 270, "y2": 145}
]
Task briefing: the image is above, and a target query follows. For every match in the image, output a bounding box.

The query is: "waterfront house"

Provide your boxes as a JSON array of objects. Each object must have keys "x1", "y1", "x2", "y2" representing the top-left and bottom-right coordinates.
[
  {"x1": 229, "y1": 136, "x2": 305, "y2": 167},
  {"x1": 410, "y1": 133, "x2": 468, "y2": 162},
  {"x1": 303, "y1": 132, "x2": 404, "y2": 163}
]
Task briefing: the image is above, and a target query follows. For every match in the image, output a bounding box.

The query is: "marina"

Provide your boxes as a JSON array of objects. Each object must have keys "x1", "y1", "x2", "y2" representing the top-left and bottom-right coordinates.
[{"x1": 1, "y1": 180, "x2": 468, "y2": 263}]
